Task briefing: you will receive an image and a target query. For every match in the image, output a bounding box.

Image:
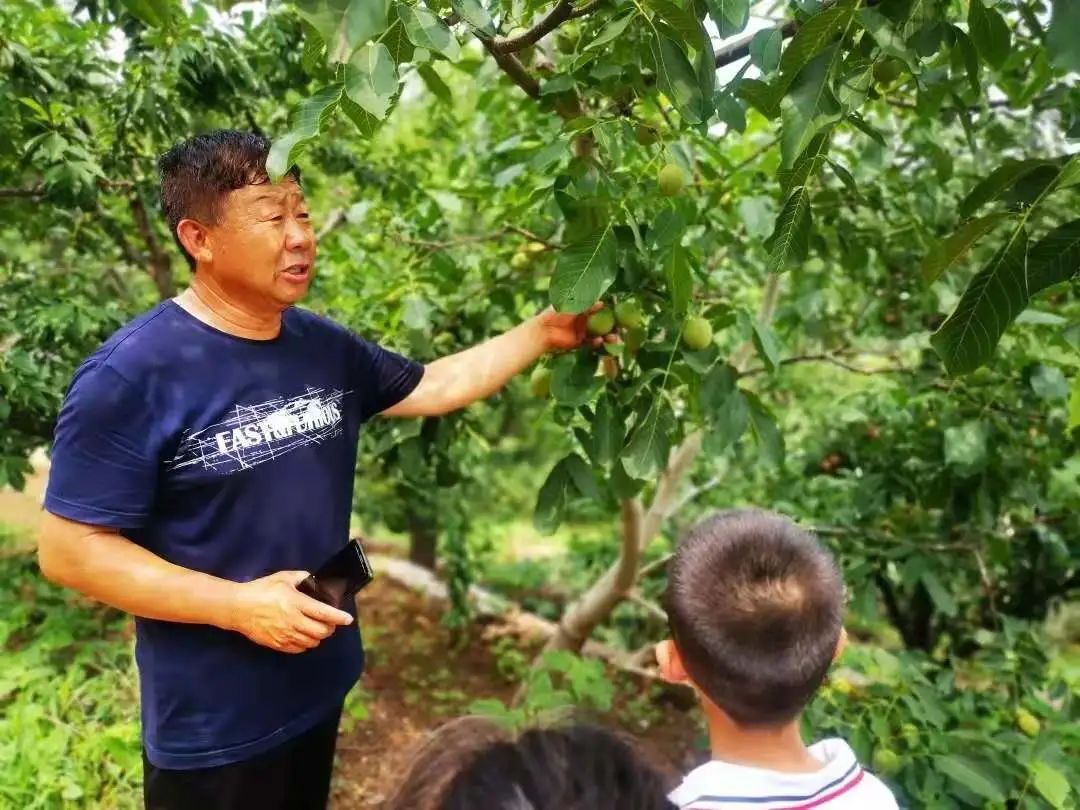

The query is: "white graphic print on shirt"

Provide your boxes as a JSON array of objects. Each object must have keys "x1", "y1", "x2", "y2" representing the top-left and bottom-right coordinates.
[{"x1": 166, "y1": 388, "x2": 349, "y2": 475}]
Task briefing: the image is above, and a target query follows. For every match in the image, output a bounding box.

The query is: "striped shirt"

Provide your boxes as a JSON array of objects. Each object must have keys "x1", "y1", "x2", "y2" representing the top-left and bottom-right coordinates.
[{"x1": 669, "y1": 739, "x2": 899, "y2": 810}]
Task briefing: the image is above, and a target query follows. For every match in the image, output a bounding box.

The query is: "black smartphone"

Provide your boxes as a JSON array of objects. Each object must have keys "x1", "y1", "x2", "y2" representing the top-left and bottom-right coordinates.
[{"x1": 297, "y1": 539, "x2": 375, "y2": 610}]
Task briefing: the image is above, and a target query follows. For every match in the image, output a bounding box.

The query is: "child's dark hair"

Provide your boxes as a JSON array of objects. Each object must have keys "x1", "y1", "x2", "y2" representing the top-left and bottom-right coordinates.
[
  {"x1": 157, "y1": 130, "x2": 301, "y2": 268},
  {"x1": 385, "y1": 718, "x2": 677, "y2": 810},
  {"x1": 663, "y1": 509, "x2": 844, "y2": 726}
]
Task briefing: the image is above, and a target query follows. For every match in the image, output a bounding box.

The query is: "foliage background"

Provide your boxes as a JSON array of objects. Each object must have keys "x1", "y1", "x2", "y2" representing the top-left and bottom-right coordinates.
[{"x1": 1, "y1": 0, "x2": 1078, "y2": 806}]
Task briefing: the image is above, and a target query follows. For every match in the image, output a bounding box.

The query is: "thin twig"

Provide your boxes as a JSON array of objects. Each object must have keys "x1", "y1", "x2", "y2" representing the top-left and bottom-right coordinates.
[
  {"x1": 637, "y1": 553, "x2": 673, "y2": 579},
  {"x1": 628, "y1": 590, "x2": 667, "y2": 623}
]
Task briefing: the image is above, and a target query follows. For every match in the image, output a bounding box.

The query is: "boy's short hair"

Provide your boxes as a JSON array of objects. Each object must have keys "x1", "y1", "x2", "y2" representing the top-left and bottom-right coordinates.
[{"x1": 663, "y1": 509, "x2": 844, "y2": 726}]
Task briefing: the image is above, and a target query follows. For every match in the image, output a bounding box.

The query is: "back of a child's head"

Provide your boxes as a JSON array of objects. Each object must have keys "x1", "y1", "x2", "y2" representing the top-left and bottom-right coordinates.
[
  {"x1": 663, "y1": 508, "x2": 844, "y2": 727},
  {"x1": 385, "y1": 718, "x2": 676, "y2": 810}
]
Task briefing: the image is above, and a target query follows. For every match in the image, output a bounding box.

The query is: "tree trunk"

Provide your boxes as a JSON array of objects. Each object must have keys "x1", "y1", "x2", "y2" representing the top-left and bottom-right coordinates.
[{"x1": 408, "y1": 510, "x2": 439, "y2": 570}]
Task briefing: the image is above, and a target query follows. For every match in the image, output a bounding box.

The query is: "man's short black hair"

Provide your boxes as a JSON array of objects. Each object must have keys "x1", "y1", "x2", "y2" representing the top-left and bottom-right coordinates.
[
  {"x1": 157, "y1": 130, "x2": 300, "y2": 269},
  {"x1": 663, "y1": 509, "x2": 844, "y2": 727}
]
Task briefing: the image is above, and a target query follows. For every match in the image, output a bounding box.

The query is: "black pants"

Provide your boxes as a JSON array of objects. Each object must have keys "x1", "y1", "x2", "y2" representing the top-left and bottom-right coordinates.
[{"x1": 143, "y1": 709, "x2": 341, "y2": 810}]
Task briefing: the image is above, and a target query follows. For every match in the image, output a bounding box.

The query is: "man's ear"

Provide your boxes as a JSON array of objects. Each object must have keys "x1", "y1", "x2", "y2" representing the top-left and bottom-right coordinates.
[
  {"x1": 656, "y1": 639, "x2": 691, "y2": 686},
  {"x1": 833, "y1": 627, "x2": 848, "y2": 663},
  {"x1": 176, "y1": 218, "x2": 213, "y2": 265}
]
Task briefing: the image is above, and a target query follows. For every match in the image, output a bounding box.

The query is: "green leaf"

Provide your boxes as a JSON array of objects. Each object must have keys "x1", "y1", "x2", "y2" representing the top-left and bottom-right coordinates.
[
  {"x1": 382, "y1": 16, "x2": 414, "y2": 62},
  {"x1": 752, "y1": 321, "x2": 783, "y2": 372},
  {"x1": 706, "y1": 0, "x2": 750, "y2": 38},
  {"x1": 1048, "y1": 0, "x2": 1080, "y2": 72},
  {"x1": 1030, "y1": 761, "x2": 1071, "y2": 809},
  {"x1": 345, "y1": 43, "x2": 397, "y2": 119},
  {"x1": 700, "y1": 364, "x2": 737, "y2": 413},
  {"x1": 944, "y1": 419, "x2": 988, "y2": 474},
  {"x1": 847, "y1": 112, "x2": 886, "y2": 147},
  {"x1": 623, "y1": 402, "x2": 673, "y2": 480},
  {"x1": 750, "y1": 28, "x2": 782, "y2": 73},
  {"x1": 550, "y1": 224, "x2": 617, "y2": 313},
  {"x1": 450, "y1": 0, "x2": 494, "y2": 36},
  {"x1": 267, "y1": 84, "x2": 344, "y2": 181},
  {"x1": 959, "y1": 159, "x2": 1055, "y2": 218},
  {"x1": 953, "y1": 28, "x2": 981, "y2": 95},
  {"x1": 746, "y1": 393, "x2": 784, "y2": 466},
  {"x1": 650, "y1": 209, "x2": 685, "y2": 252},
  {"x1": 592, "y1": 396, "x2": 624, "y2": 465},
  {"x1": 779, "y1": 132, "x2": 830, "y2": 195},
  {"x1": 715, "y1": 93, "x2": 747, "y2": 132},
  {"x1": 551, "y1": 351, "x2": 599, "y2": 407},
  {"x1": 1030, "y1": 365, "x2": 1069, "y2": 401},
  {"x1": 826, "y1": 158, "x2": 857, "y2": 195},
  {"x1": 586, "y1": 13, "x2": 635, "y2": 52},
  {"x1": 563, "y1": 454, "x2": 601, "y2": 500},
  {"x1": 764, "y1": 187, "x2": 812, "y2": 274},
  {"x1": 398, "y1": 3, "x2": 460, "y2": 61},
  {"x1": 931, "y1": 230, "x2": 1028, "y2": 375},
  {"x1": 651, "y1": 34, "x2": 707, "y2": 123},
  {"x1": 737, "y1": 78, "x2": 781, "y2": 120},
  {"x1": 968, "y1": 0, "x2": 1011, "y2": 70},
  {"x1": 541, "y1": 75, "x2": 577, "y2": 96},
  {"x1": 1057, "y1": 154, "x2": 1080, "y2": 190},
  {"x1": 780, "y1": 48, "x2": 843, "y2": 168},
  {"x1": 921, "y1": 214, "x2": 1010, "y2": 283},
  {"x1": 779, "y1": 4, "x2": 855, "y2": 79},
  {"x1": 1029, "y1": 219, "x2": 1080, "y2": 294},
  {"x1": 1069, "y1": 377, "x2": 1080, "y2": 430},
  {"x1": 121, "y1": 0, "x2": 172, "y2": 27},
  {"x1": 648, "y1": 0, "x2": 704, "y2": 49},
  {"x1": 534, "y1": 461, "x2": 569, "y2": 534},
  {"x1": 921, "y1": 571, "x2": 957, "y2": 617},
  {"x1": 417, "y1": 64, "x2": 452, "y2": 103},
  {"x1": 665, "y1": 243, "x2": 692, "y2": 315},
  {"x1": 297, "y1": 0, "x2": 390, "y2": 63},
  {"x1": 937, "y1": 755, "x2": 1006, "y2": 803},
  {"x1": 340, "y1": 96, "x2": 384, "y2": 138},
  {"x1": 705, "y1": 387, "x2": 749, "y2": 452},
  {"x1": 859, "y1": 8, "x2": 918, "y2": 73}
]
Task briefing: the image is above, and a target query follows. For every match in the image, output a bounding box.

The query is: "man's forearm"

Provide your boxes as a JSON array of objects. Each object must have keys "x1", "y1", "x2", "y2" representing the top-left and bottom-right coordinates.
[
  {"x1": 389, "y1": 314, "x2": 547, "y2": 416},
  {"x1": 39, "y1": 516, "x2": 240, "y2": 630}
]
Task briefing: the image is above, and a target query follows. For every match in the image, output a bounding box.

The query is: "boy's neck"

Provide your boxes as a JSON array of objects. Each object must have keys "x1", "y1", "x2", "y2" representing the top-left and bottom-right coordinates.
[{"x1": 704, "y1": 702, "x2": 823, "y2": 773}]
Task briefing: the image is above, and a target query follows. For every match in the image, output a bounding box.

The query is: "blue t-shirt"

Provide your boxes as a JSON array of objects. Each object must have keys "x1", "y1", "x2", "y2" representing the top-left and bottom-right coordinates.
[{"x1": 44, "y1": 301, "x2": 424, "y2": 770}]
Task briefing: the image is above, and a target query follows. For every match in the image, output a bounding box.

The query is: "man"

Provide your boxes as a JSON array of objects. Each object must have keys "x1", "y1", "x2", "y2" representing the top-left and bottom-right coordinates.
[{"x1": 37, "y1": 130, "x2": 599, "y2": 810}]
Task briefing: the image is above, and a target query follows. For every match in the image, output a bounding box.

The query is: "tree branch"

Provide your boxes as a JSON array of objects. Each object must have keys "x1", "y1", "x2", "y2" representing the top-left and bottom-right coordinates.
[
  {"x1": 0, "y1": 187, "x2": 45, "y2": 200},
  {"x1": 491, "y1": 0, "x2": 577, "y2": 54},
  {"x1": 641, "y1": 431, "x2": 704, "y2": 546},
  {"x1": 741, "y1": 353, "x2": 915, "y2": 377},
  {"x1": 129, "y1": 191, "x2": 175, "y2": 300},
  {"x1": 317, "y1": 207, "x2": 347, "y2": 240},
  {"x1": 715, "y1": 0, "x2": 881, "y2": 69},
  {"x1": 628, "y1": 590, "x2": 667, "y2": 623},
  {"x1": 482, "y1": 40, "x2": 541, "y2": 98},
  {"x1": 539, "y1": 498, "x2": 645, "y2": 656}
]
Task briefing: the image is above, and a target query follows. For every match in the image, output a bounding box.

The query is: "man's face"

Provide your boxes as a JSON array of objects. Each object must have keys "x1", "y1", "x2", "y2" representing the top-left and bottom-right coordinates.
[{"x1": 204, "y1": 178, "x2": 316, "y2": 309}]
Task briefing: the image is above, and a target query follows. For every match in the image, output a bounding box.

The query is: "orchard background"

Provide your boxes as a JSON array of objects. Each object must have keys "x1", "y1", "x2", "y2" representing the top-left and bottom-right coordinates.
[{"x1": 1, "y1": 0, "x2": 1078, "y2": 806}]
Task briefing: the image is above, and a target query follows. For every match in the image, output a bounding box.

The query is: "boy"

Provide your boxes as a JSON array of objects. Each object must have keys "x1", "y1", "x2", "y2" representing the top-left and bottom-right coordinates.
[{"x1": 657, "y1": 509, "x2": 899, "y2": 809}]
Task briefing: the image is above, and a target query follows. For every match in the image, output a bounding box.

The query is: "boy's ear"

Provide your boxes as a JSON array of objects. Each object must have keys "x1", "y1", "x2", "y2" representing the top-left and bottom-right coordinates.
[
  {"x1": 833, "y1": 627, "x2": 848, "y2": 663},
  {"x1": 656, "y1": 639, "x2": 691, "y2": 686}
]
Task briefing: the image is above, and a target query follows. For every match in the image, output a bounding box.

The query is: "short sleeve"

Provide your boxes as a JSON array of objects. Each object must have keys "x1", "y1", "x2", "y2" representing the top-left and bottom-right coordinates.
[
  {"x1": 44, "y1": 362, "x2": 162, "y2": 530},
  {"x1": 351, "y1": 337, "x2": 425, "y2": 421}
]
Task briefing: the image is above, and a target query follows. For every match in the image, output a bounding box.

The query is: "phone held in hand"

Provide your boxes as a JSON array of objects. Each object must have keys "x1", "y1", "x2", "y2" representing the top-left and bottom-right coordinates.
[{"x1": 297, "y1": 539, "x2": 375, "y2": 610}]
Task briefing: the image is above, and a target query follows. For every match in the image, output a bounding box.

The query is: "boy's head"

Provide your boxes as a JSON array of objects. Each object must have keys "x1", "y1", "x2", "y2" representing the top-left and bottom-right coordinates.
[{"x1": 658, "y1": 509, "x2": 845, "y2": 727}]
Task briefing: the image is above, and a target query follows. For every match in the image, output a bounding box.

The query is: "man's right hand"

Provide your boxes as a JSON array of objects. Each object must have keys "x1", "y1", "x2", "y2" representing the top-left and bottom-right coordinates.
[{"x1": 228, "y1": 570, "x2": 354, "y2": 654}]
